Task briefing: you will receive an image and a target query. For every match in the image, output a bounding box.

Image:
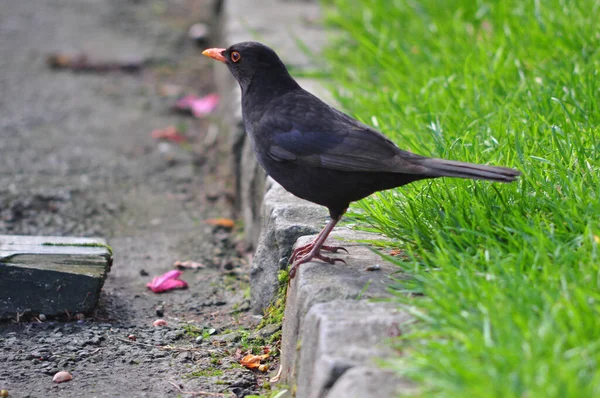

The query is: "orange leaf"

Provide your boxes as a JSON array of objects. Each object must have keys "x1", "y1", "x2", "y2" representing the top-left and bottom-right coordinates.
[
  {"x1": 205, "y1": 218, "x2": 235, "y2": 229},
  {"x1": 240, "y1": 353, "x2": 270, "y2": 370},
  {"x1": 151, "y1": 125, "x2": 187, "y2": 143}
]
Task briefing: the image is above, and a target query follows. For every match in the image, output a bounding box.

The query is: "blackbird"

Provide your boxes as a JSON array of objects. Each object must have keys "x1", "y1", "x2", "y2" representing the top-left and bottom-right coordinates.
[{"x1": 203, "y1": 41, "x2": 520, "y2": 277}]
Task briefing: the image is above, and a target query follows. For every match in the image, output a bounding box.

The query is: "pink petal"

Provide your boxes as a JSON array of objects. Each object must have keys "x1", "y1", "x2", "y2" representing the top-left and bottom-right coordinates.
[
  {"x1": 189, "y1": 94, "x2": 219, "y2": 117},
  {"x1": 175, "y1": 95, "x2": 197, "y2": 109},
  {"x1": 175, "y1": 94, "x2": 219, "y2": 118},
  {"x1": 146, "y1": 270, "x2": 188, "y2": 293}
]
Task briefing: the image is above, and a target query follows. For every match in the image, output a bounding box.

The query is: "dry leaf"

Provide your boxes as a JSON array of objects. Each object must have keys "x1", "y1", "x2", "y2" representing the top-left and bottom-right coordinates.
[
  {"x1": 151, "y1": 126, "x2": 187, "y2": 143},
  {"x1": 53, "y1": 371, "x2": 73, "y2": 383},
  {"x1": 390, "y1": 249, "x2": 402, "y2": 256},
  {"x1": 173, "y1": 260, "x2": 205, "y2": 270},
  {"x1": 240, "y1": 353, "x2": 270, "y2": 370},
  {"x1": 204, "y1": 218, "x2": 235, "y2": 229}
]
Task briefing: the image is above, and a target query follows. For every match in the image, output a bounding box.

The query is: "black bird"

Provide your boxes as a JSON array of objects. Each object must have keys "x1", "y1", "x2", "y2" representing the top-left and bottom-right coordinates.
[{"x1": 203, "y1": 42, "x2": 520, "y2": 277}]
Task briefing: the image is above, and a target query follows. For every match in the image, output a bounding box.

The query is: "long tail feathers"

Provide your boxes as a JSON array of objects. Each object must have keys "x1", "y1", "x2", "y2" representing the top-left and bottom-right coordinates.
[{"x1": 416, "y1": 158, "x2": 521, "y2": 183}]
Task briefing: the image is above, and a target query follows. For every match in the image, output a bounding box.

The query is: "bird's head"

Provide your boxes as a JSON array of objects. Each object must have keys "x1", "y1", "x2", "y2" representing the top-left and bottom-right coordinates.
[{"x1": 203, "y1": 41, "x2": 297, "y2": 94}]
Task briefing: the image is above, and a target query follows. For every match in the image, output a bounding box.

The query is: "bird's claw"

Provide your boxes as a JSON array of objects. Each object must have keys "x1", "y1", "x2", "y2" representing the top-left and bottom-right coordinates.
[
  {"x1": 322, "y1": 245, "x2": 349, "y2": 254},
  {"x1": 314, "y1": 253, "x2": 347, "y2": 265},
  {"x1": 288, "y1": 249, "x2": 348, "y2": 280},
  {"x1": 289, "y1": 243, "x2": 348, "y2": 265}
]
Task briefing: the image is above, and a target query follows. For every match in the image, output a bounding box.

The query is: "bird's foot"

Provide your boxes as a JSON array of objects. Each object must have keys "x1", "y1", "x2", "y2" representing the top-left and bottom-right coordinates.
[
  {"x1": 289, "y1": 246, "x2": 348, "y2": 279},
  {"x1": 289, "y1": 243, "x2": 348, "y2": 265}
]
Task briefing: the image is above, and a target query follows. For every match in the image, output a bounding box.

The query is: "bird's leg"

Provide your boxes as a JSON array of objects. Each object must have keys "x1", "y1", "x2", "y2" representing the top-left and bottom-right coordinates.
[
  {"x1": 289, "y1": 214, "x2": 346, "y2": 278},
  {"x1": 288, "y1": 227, "x2": 346, "y2": 265}
]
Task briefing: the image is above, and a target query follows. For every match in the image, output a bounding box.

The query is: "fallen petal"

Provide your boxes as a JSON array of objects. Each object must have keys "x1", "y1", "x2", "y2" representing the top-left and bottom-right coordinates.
[
  {"x1": 53, "y1": 371, "x2": 73, "y2": 383},
  {"x1": 153, "y1": 319, "x2": 168, "y2": 327},
  {"x1": 146, "y1": 270, "x2": 188, "y2": 293},
  {"x1": 175, "y1": 94, "x2": 219, "y2": 118}
]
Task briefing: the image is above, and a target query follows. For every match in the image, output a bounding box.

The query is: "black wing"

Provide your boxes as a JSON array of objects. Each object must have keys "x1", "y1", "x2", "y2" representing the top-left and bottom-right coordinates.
[{"x1": 260, "y1": 91, "x2": 425, "y2": 174}]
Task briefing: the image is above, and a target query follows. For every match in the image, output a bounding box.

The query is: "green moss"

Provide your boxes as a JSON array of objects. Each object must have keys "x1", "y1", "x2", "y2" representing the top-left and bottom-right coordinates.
[
  {"x1": 186, "y1": 368, "x2": 224, "y2": 378},
  {"x1": 42, "y1": 242, "x2": 114, "y2": 256},
  {"x1": 257, "y1": 270, "x2": 289, "y2": 329}
]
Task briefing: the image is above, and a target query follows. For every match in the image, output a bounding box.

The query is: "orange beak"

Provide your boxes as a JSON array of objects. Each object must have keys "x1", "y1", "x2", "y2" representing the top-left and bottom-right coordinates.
[{"x1": 202, "y1": 48, "x2": 227, "y2": 63}]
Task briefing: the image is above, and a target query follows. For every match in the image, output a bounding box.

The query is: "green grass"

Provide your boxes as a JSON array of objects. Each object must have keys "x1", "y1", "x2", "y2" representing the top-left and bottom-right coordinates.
[{"x1": 321, "y1": 0, "x2": 600, "y2": 396}]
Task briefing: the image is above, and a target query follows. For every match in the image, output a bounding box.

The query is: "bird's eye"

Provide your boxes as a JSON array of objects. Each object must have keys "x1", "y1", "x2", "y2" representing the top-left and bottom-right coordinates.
[{"x1": 231, "y1": 51, "x2": 241, "y2": 63}]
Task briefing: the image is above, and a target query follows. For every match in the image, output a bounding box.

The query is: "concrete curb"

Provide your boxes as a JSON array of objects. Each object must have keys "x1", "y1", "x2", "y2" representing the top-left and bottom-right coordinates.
[{"x1": 210, "y1": 1, "x2": 411, "y2": 396}]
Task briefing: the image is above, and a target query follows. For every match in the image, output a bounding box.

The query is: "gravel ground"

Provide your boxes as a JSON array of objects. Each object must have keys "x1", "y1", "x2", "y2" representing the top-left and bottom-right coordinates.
[{"x1": 0, "y1": 1, "x2": 274, "y2": 396}]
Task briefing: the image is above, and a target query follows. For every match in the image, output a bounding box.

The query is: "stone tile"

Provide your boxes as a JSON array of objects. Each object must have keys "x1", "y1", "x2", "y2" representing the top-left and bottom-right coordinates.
[
  {"x1": 295, "y1": 300, "x2": 412, "y2": 398},
  {"x1": 280, "y1": 231, "x2": 402, "y2": 388},
  {"x1": 250, "y1": 179, "x2": 327, "y2": 312},
  {"x1": 326, "y1": 366, "x2": 415, "y2": 398},
  {"x1": 0, "y1": 235, "x2": 112, "y2": 319}
]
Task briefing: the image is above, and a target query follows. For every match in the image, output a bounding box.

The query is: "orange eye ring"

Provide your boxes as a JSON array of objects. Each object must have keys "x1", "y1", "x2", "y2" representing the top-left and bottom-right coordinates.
[{"x1": 231, "y1": 51, "x2": 241, "y2": 63}]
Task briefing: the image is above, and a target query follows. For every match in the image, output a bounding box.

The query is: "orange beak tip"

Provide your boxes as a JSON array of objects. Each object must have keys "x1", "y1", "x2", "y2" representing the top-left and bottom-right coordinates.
[{"x1": 202, "y1": 48, "x2": 227, "y2": 63}]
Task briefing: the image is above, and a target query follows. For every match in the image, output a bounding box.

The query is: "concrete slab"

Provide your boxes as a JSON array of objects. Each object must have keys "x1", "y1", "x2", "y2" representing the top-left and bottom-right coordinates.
[{"x1": 0, "y1": 235, "x2": 112, "y2": 319}]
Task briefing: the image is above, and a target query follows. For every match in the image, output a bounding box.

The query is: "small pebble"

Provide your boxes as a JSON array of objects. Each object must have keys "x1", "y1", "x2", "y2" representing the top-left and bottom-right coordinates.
[
  {"x1": 188, "y1": 23, "x2": 209, "y2": 44},
  {"x1": 128, "y1": 334, "x2": 137, "y2": 341},
  {"x1": 155, "y1": 305, "x2": 164, "y2": 317},
  {"x1": 75, "y1": 313, "x2": 85, "y2": 321},
  {"x1": 364, "y1": 264, "x2": 381, "y2": 271},
  {"x1": 258, "y1": 364, "x2": 269, "y2": 372},
  {"x1": 52, "y1": 371, "x2": 73, "y2": 383},
  {"x1": 38, "y1": 314, "x2": 46, "y2": 321},
  {"x1": 153, "y1": 319, "x2": 168, "y2": 327},
  {"x1": 195, "y1": 336, "x2": 203, "y2": 343},
  {"x1": 278, "y1": 257, "x2": 289, "y2": 268}
]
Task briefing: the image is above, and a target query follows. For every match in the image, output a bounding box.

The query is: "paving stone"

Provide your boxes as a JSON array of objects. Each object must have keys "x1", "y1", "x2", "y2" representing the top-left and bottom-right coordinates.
[
  {"x1": 326, "y1": 366, "x2": 415, "y2": 398},
  {"x1": 280, "y1": 230, "x2": 401, "y2": 387},
  {"x1": 250, "y1": 179, "x2": 327, "y2": 312},
  {"x1": 0, "y1": 235, "x2": 112, "y2": 319},
  {"x1": 293, "y1": 301, "x2": 412, "y2": 397}
]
